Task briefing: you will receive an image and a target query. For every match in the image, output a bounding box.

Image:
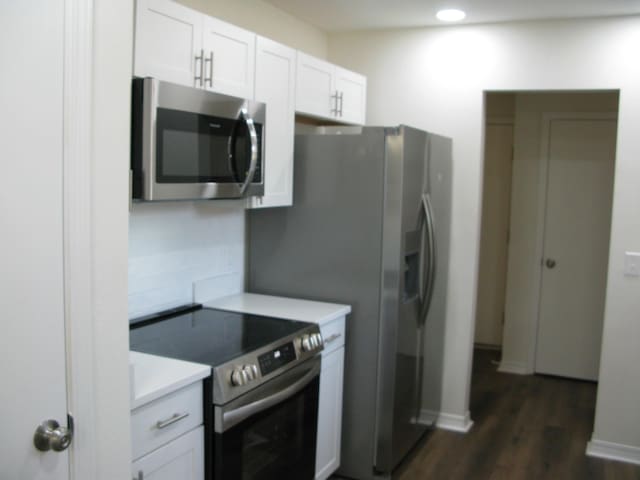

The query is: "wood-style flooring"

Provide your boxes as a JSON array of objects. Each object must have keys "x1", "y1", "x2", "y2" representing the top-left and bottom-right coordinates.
[{"x1": 393, "y1": 348, "x2": 640, "y2": 480}]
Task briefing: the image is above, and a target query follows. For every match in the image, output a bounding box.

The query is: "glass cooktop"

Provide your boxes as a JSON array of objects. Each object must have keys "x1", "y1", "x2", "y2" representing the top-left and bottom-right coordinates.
[{"x1": 129, "y1": 305, "x2": 311, "y2": 367}]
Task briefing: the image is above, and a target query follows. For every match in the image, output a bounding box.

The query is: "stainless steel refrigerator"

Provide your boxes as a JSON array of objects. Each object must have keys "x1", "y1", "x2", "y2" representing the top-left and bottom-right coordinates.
[{"x1": 248, "y1": 125, "x2": 451, "y2": 479}]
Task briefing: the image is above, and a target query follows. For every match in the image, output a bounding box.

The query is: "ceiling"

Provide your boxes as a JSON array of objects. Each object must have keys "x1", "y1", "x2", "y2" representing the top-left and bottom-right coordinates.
[{"x1": 262, "y1": 0, "x2": 640, "y2": 31}]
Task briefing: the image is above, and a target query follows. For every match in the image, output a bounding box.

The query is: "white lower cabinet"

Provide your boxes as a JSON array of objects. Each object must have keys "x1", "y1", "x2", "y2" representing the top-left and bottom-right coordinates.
[
  {"x1": 315, "y1": 316, "x2": 346, "y2": 480},
  {"x1": 132, "y1": 426, "x2": 204, "y2": 480},
  {"x1": 316, "y1": 346, "x2": 345, "y2": 480},
  {"x1": 131, "y1": 381, "x2": 205, "y2": 480}
]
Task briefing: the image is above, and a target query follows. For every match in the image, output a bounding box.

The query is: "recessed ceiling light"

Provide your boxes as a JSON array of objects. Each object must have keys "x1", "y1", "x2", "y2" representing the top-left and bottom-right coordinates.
[{"x1": 436, "y1": 9, "x2": 466, "y2": 22}]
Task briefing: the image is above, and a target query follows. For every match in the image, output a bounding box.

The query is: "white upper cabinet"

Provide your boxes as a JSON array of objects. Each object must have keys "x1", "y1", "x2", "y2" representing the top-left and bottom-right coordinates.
[
  {"x1": 296, "y1": 52, "x2": 367, "y2": 125},
  {"x1": 296, "y1": 53, "x2": 335, "y2": 119},
  {"x1": 201, "y1": 17, "x2": 255, "y2": 98},
  {"x1": 334, "y1": 67, "x2": 367, "y2": 125},
  {"x1": 134, "y1": 0, "x2": 202, "y2": 87},
  {"x1": 249, "y1": 36, "x2": 296, "y2": 208},
  {"x1": 135, "y1": 0, "x2": 255, "y2": 98}
]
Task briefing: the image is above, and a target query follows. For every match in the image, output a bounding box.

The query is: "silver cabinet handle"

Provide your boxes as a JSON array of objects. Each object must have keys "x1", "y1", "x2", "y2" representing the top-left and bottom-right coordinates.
[
  {"x1": 331, "y1": 90, "x2": 339, "y2": 116},
  {"x1": 194, "y1": 49, "x2": 204, "y2": 87},
  {"x1": 204, "y1": 51, "x2": 213, "y2": 87},
  {"x1": 324, "y1": 333, "x2": 342, "y2": 344},
  {"x1": 155, "y1": 412, "x2": 189, "y2": 429},
  {"x1": 338, "y1": 91, "x2": 344, "y2": 117}
]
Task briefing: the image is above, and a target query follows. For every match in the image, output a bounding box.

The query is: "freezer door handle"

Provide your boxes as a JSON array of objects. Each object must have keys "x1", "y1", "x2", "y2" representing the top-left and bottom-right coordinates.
[{"x1": 419, "y1": 193, "x2": 437, "y2": 325}]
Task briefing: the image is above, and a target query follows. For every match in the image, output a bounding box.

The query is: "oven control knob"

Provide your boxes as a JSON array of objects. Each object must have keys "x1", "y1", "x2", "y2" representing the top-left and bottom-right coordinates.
[
  {"x1": 310, "y1": 334, "x2": 318, "y2": 349},
  {"x1": 301, "y1": 334, "x2": 312, "y2": 352},
  {"x1": 313, "y1": 333, "x2": 323, "y2": 348},
  {"x1": 230, "y1": 368, "x2": 247, "y2": 386},
  {"x1": 242, "y1": 365, "x2": 257, "y2": 381}
]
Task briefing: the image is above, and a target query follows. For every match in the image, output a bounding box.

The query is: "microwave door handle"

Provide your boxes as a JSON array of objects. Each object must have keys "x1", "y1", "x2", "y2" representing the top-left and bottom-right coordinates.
[
  {"x1": 221, "y1": 360, "x2": 320, "y2": 432},
  {"x1": 236, "y1": 109, "x2": 259, "y2": 196}
]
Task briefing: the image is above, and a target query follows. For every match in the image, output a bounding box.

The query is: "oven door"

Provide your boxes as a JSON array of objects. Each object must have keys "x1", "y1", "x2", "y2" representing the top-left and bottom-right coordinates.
[{"x1": 213, "y1": 356, "x2": 320, "y2": 480}]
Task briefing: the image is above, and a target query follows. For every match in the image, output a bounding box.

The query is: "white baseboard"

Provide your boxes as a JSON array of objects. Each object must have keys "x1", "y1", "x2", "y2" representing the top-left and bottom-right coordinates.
[
  {"x1": 416, "y1": 409, "x2": 439, "y2": 426},
  {"x1": 498, "y1": 360, "x2": 529, "y2": 375},
  {"x1": 586, "y1": 439, "x2": 640, "y2": 465},
  {"x1": 436, "y1": 411, "x2": 474, "y2": 433}
]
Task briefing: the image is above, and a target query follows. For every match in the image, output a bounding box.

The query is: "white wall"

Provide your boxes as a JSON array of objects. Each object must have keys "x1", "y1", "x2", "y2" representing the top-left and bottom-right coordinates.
[
  {"x1": 129, "y1": 201, "x2": 246, "y2": 318},
  {"x1": 328, "y1": 16, "x2": 640, "y2": 449},
  {"x1": 502, "y1": 92, "x2": 619, "y2": 374},
  {"x1": 175, "y1": 0, "x2": 328, "y2": 57}
]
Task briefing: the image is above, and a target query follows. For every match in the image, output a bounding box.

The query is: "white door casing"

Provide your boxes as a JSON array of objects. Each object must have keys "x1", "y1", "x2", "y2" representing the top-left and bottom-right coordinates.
[
  {"x1": 534, "y1": 114, "x2": 617, "y2": 381},
  {"x1": 0, "y1": 1, "x2": 69, "y2": 478},
  {"x1": 475, "y1": 122, "x2": 514, "y2": 347}
]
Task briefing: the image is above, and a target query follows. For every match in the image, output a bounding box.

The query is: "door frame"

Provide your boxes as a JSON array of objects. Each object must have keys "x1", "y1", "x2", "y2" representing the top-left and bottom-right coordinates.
[
  {"x1": 474, "y1": 115, "x2": 514, "y2": 348},
  {"x1": 64, "y1": 0, "x2": 98, "y2": 476},
  {"x1": 64, "y1": 0, "x2": 133, "y2": 477},
  {"x1": 526, "y1": 112, "x2": 618, "y2": 373}
]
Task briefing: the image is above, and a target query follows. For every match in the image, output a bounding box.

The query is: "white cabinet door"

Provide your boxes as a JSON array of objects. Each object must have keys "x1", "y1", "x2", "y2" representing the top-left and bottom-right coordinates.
[
  {"x1": 315, "y1": 347, "x2": 344, "y2": 480},
  {"x1": 202, "y1": 17, "x2": 255, "y2": 98},
  {"x1": 334, "y1": 67, "x2": 367, "y2": 125},
  {"x1": 1, "y1": 1, "x2": 70, "y2": 478},
  {"x1": 132, "y1": 427, "x2": 204, "y2": 480},
  {"x1": 296, "y1": 52, "x2": 335, "y2": 119},
  {"x1": 249, "y1": 36, "x2": 296, "y2": 209},
  {"x1": 296, "y1": 52, "x2": 367, "y2": 125},
  {"x1": 134, "y1": 0, "x2": 203, "y2": 87}
]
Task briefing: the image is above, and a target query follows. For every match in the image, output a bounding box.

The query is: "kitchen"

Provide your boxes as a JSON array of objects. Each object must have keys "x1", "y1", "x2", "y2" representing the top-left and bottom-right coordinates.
[{"x1": 2, "y1": 0, "x2": 640, "y2": 479}]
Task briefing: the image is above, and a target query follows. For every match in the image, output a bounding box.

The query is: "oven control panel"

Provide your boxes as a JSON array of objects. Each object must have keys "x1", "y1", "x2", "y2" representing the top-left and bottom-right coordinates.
[{"x1": 258, "y1": 342, "x2": 296, "y2": 376}]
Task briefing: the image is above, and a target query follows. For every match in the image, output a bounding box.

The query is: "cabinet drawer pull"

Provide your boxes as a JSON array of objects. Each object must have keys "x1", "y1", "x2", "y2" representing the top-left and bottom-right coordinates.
[
  {"x1": 324, "y1": 333, "x2": 342, "y2": 344},
  {"x1": 155, "y1": 412, "x2": 189, "y2": 429}
]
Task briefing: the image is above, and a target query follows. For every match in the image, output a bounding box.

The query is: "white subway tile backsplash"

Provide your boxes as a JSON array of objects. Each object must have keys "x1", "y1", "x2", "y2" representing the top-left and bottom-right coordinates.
[{"x1": 128, "y1": 201, "x2": 246, "y2": 319}]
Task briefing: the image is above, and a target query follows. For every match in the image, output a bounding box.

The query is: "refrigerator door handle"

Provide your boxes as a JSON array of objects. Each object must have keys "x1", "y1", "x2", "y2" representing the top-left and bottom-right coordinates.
[{"x1": 419, "y1": 193, "x2": 437, "y2": 325}]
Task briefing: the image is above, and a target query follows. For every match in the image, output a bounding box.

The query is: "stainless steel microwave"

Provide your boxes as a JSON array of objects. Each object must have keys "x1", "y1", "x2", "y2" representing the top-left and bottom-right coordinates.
[{"x1": 131, "y1": 77, "x2": 265, "y2": 201}]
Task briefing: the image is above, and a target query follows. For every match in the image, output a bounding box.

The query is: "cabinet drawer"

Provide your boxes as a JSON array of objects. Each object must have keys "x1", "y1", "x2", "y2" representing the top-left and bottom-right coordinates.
[
  {"x1": 131, "y1": 382, "x2": 203, "y2": 460},
  {"x1": 132, "y1": 426, "x2": 204, "y2": 480},
  {"x1": 320, "y1": 316, "x2": 345, "y2": 355}
]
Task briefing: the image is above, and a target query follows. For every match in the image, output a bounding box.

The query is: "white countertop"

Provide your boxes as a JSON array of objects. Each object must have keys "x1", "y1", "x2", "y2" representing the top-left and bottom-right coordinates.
[
  {"x1": 204, "y1": 293, "x2": 351, "y2": 326},
  {"x1": 129, "y1": 351, "x2": 210, "y2": 410}
]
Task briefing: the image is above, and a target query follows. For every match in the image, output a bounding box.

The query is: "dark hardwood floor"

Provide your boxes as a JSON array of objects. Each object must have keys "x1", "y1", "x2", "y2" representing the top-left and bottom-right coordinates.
[{"x1": 393, "y1": 348, "x2": 640, "y2": 480}]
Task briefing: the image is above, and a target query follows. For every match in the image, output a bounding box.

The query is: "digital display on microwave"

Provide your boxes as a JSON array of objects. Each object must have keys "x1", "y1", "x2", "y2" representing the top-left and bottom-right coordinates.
[{"x1": 155, "y1": 107, "x2": 262, "y2": 184}]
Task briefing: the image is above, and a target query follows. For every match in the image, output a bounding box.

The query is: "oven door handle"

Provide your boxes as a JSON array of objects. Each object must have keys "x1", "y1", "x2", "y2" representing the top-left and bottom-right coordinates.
[{"x1": 221, "y1": 360, "x2": 320, "y2": 432}]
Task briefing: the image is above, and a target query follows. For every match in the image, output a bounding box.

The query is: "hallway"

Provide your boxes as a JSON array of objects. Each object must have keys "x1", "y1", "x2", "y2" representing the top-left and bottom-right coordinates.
[{"x1": 395, "y1": 349, "x2": 640, "y2": 479}]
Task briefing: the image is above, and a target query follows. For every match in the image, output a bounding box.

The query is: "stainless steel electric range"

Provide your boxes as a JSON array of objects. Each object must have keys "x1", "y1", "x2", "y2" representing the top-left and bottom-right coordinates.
[{"x1": 130, "y1": 304, "x2": 324, "y2": 480}]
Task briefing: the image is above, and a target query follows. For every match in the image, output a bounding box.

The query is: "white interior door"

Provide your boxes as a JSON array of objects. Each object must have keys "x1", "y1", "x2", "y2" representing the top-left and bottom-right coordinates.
[
  {"x1": 535, "y1": 117, "x2": 617, "y2": 381},
  {"x1": 0, "y1": 1, "x2": 70, "y2": 478},
  {"x1": 475, "y1": 123, "x2": 513, "y2": 346}
]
